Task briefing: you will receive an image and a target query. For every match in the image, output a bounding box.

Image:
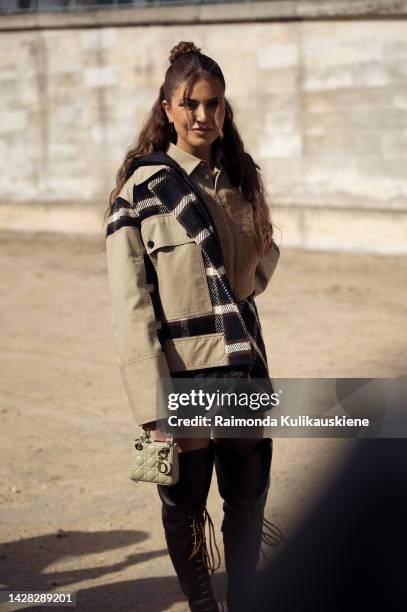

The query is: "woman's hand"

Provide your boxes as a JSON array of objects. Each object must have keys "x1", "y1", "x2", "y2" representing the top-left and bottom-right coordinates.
[
  {"x1": 142, "y1": 420, "x2": 157, "y2": 431},
  {"x1": 141, "y1": 420, "x2": 168, "y2": 442}
]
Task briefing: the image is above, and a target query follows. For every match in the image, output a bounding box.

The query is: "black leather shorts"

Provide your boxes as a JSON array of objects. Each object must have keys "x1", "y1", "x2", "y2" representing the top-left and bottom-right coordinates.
[
  {"x1": 170, "y1": 364, "x2": 274, "y2": 421},
  {"x1": 170, "y1": 364, "x2": 250, "y2": 379}
]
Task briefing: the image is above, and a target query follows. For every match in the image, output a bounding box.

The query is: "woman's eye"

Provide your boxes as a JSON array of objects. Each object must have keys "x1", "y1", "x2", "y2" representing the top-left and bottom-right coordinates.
[
  {"x1": 181, "y1": 101, "x2": 219, "y2": 110},
  {"x1": 182, "y1": 101, "x2": 197, "y2": 110}
]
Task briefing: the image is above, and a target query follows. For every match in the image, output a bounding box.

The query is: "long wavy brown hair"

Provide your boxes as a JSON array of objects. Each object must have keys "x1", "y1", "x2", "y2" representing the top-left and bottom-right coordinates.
[{"x1": 104, "y1": 41, "x2": 275, "y2": 255}]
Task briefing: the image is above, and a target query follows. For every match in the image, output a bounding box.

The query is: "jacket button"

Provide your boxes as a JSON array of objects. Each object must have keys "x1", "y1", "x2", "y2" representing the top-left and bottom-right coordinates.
[{"x1": 147, "y1": 240, "x2": 154, "y2": 249}]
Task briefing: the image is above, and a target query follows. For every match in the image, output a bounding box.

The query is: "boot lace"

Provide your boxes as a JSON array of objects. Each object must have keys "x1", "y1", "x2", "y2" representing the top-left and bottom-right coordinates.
[
  {"x1": 189, "y1": 508, "x2": 224, "y2": 611},
  {"x1": 189, "y1": 508, "x2": 221, "y2": 572},
  {"x1": 244, "y1": 498, "x2": 286, "y2": 563}
]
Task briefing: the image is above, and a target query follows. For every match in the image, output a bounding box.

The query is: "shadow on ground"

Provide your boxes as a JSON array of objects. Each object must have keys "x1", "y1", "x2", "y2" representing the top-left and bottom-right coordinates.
[{"x1": 0, "y1": 529, "x2": 227, "y2": 610}]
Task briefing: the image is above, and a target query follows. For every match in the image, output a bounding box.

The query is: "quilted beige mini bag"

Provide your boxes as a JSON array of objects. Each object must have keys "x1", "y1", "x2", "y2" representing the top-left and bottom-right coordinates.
[{"x1": 131, "y1": 428, "x2": 179, "y2": 486}]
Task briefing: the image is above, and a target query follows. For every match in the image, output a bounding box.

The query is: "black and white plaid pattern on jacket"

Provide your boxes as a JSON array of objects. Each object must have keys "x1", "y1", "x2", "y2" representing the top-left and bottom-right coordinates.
[{"x1": 106, "y1": 164, "x2": 269, "y2": 378}]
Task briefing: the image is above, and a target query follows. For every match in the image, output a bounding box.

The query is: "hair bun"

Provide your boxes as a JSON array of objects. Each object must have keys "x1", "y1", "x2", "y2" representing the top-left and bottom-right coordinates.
[{"x1": 169, "y1": 41, "x2": 201, "y2": 65}]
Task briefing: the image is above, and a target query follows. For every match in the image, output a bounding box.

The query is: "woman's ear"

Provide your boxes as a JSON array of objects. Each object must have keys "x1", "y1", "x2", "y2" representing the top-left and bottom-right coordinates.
[{"x1": 162, "y1": 100, "x2": 173, "y2": 124}]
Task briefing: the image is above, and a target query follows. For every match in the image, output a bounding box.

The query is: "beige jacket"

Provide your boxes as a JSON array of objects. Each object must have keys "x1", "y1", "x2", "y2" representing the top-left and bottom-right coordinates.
[{"x1": 106, "y1": 144, "x2": 280, "y2": 425}]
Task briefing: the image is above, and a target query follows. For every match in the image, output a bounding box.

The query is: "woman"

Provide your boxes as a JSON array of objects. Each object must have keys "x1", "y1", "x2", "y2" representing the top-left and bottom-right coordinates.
[{"x1": 105, "y1": 41, "x2": 281, "y2": 612}]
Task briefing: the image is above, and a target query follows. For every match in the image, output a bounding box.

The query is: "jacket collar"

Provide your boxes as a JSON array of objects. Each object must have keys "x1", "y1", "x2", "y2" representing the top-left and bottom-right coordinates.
[
  {"x1": 130, "y1": 148, "x2": 224, "y2": 255},
  {"x1": 166, "y1": 141, "x2": 224, "y2": 176}
]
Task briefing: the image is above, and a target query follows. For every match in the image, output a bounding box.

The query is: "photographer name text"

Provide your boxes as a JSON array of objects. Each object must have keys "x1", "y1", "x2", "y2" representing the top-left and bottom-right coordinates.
[{"x1": 166, "y1": 414, "x2": 370, "y2": 428}]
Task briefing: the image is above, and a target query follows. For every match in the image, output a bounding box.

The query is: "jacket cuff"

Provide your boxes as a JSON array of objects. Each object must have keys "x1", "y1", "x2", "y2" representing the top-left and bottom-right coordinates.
[{"x1": 120, "y1": 351, "x2": 171, "y2": 426}]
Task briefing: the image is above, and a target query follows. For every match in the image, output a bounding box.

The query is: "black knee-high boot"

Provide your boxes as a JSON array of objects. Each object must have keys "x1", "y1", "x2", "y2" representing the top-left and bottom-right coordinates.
[
  {"x1": 215, "y1": 438, "x2": 283, "y2": 612},
  {"x1": 157, "y1": 443, "x2": 221, "y2": 612}
]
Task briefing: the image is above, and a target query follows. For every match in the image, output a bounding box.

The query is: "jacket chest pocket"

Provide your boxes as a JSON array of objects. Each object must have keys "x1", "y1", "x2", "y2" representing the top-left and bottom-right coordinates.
[{"x1": 141, "y1": 214, "x2": 212, "y2": 320}]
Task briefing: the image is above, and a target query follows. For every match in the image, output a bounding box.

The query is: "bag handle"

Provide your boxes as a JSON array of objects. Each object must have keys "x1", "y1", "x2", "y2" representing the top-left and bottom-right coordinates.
[{"x1": 137, "y1": 423, "x2": 173, "y2": 445}]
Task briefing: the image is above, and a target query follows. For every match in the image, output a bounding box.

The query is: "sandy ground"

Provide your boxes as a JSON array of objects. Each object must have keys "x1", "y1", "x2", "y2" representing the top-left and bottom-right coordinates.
[{"x1": 0, "y1": 230, "x2": 406, "y2": 611}]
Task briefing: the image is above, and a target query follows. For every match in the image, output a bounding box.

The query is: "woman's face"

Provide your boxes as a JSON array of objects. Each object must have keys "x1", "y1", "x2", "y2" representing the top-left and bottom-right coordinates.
[{"x1": 162, "y1": 78, "x2": 225, "y2": 162}]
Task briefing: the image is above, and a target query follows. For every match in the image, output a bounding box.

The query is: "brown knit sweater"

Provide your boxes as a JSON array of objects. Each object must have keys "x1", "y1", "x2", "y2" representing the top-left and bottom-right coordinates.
[{"x1": 166, "y1": 142, "x2": 261, "y2": 301}]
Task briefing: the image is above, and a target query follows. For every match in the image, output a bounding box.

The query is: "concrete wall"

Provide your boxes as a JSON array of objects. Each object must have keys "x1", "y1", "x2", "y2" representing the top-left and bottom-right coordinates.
[{"x1": 1, "y1": 1, "x2": 407, "y2": 253}]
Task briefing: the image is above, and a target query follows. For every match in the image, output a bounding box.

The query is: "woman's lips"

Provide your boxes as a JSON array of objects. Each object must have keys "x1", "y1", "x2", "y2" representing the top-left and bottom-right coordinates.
[{"x1": 192, "y1": 128, "x2": 212, "y2": 136}]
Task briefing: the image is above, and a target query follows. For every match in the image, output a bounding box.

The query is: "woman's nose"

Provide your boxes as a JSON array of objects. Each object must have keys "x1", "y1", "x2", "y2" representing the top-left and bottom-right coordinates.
[{"x1": 196, "y1": 104, "x2": 208, "y2": 122}]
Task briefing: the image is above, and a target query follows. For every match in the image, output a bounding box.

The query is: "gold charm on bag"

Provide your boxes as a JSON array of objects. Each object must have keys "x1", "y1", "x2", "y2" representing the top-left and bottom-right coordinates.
[
  {"x1": 157, "y1": 445, "x2": 172, "y2": 475},
  {"x1": 134, "y1": 428, "x2": 151, "y2": 450}
]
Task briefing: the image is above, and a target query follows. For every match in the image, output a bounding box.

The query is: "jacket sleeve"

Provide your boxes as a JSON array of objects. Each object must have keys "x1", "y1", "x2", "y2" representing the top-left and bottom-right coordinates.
[
  {"x1": 253, "y1": 240, "x2": 280, "y2": 297},
  {"x1": 105, "y1": 188, "x2": 171, "y2": 426}
]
